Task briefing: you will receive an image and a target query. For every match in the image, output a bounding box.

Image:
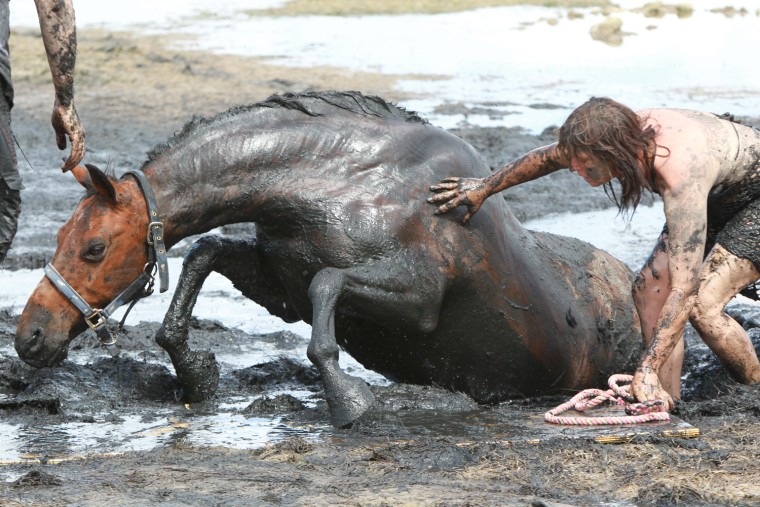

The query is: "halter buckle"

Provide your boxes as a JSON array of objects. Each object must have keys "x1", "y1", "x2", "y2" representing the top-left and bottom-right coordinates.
[
  {"x1": 147, "y1": 221, "x2": 164, "y2": 246},
  {"x1": 84, "y1": 309, "x2": 108, "y2": 331}
]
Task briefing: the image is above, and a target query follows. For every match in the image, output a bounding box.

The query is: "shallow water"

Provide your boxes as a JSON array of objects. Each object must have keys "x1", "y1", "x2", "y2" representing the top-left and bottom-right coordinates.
[
  {"x1": 10, "y1": 1, "x2": 760, "y2": 132},
  {"x1": 0, "y1": 389, "x2": 329, "y2": 464}
]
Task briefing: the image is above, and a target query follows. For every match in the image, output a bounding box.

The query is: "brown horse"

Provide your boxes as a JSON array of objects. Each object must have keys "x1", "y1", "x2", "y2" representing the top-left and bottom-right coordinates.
[{"x1": 16, "y1": 91, "x2": 641, "y2": 427}]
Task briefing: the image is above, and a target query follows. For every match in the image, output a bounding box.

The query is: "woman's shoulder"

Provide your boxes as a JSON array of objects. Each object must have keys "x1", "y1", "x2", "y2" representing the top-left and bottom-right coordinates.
[
  {"x1": 640, "y1": 109, "x2": 721, "y2": 146},
  {"x1": 648, "y1": 109, "x2": 740, "y2": 193},
  {"x1": 638, "y1": 107, "x2": 713, "y2": 124}
]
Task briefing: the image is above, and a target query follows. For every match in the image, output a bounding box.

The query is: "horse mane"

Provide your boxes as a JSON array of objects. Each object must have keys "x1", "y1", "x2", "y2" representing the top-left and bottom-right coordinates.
[{"x1": 142, "y1": 90, "x2": 428, "y2": 168}]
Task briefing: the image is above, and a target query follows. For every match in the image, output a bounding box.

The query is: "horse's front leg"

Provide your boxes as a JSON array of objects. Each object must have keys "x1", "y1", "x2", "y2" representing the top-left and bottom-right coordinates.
[
  {"x1": 306, "y1": 262, "x2": 445, "y2": 428},
  {"x1": 307, "y1": 267, "x2": 375, "y2": 428},
  {"x1": 156, "y1": 235, "x2": 257, "y2": 402}
]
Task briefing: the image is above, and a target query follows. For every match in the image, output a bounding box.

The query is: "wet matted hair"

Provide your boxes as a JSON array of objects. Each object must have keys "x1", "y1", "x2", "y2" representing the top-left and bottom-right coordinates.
[{"x1": 558, "y1": 97, "x2": 659, "y2": 214}]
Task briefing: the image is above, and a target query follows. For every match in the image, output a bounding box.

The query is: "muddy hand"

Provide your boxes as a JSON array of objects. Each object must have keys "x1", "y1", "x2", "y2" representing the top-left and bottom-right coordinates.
[
  {"x1": 632, "y1": 368, "x2": 674, "y2": 412},
  {"x1": 428, "y1": 176, "x2": 488, "y2": 224},
  {"x1": 51, "y1": 99, "x2": 86, "y2": 172}
]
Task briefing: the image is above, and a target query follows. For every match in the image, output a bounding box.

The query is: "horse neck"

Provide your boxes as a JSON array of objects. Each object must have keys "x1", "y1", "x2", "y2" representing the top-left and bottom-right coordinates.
[
  {"x1": 140, "y1": 162, "x2": 252, "y2": 248},
  {"x1": 140, "y1": 122, "x2": 324, "y2": 247}
]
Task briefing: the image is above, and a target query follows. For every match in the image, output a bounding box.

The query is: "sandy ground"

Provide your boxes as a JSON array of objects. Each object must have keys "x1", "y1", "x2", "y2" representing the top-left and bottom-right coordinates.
[{"x1": 1, "y1": 27, "x2": 759, "y2": 507}]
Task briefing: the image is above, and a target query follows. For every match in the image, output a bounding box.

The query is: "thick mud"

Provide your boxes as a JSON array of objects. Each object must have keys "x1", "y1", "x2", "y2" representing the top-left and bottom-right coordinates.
[{"x1": 1, "y1": 29, "x2": 759, "y2": 507}]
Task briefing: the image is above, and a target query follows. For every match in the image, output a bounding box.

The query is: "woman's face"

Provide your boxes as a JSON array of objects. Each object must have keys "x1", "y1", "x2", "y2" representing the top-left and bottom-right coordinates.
[{"x1": 569, "y1": 151, "x2": 615, "y2": 187}]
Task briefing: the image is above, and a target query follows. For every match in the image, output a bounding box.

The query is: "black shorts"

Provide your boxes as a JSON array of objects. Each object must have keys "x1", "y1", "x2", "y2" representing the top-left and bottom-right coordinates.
[
  {"x1": 652, "y1": 168, "x2": 760, "y2": 299},
  {"x1": 706, "y1": 166, "x2": 760, "y2": 299},
  {"x1": 714, "y1": 197, "x2": 760, "y2": 270}
]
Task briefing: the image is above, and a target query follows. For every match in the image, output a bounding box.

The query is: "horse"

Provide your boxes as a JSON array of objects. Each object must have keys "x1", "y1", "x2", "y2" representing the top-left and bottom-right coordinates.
[{"x1": 16, "y1": 91, "x2": 642, "y2": 427}]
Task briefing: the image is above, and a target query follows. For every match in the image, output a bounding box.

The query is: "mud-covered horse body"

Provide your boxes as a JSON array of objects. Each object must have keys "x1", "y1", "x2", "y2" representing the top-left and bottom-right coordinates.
[{"x1": 16, "y1": 91, "x2": 641, "y2": 427}]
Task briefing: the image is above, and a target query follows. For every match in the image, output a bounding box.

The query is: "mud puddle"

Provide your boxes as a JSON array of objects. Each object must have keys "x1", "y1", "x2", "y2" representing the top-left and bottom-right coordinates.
[{"x1": 2, "y1": 304, "x2": 758, "y2": 476}]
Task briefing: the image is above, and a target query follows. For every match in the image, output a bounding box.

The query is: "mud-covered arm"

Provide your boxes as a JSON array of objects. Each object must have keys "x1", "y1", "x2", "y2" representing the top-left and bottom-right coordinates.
[
  {"x1": 633, "y1": 184, "x2": 708, "y2": 409},
  {"x1": 34, "y1": 0, "x2": 85, "y2": 171},
  {"x1": 428, "y1": 143, "x2": 567, "y2": 223}
]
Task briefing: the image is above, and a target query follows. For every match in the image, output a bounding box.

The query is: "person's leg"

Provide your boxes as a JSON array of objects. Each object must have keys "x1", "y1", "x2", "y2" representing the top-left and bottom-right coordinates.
[
  {"x1": 0, "y1": 95, "x2": 18, "y2": 265},
  {"x1": 0, "y1": 0, "x2": 18, "y2": 265},
  {"x1": 0, "y1": 177, "x2": 19, "y2": 263},
  {"x1": 632, "y1": 229, "x2": 684, "y2": 398},
  {"x1": 690, "y1": 244, "x2": 760, "y2": 383}
]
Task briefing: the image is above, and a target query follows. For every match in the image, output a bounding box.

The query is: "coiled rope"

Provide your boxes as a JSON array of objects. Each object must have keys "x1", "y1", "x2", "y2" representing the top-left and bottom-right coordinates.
[{"x1": 544, "y1": 374, "x2": 670, "y2": 425}]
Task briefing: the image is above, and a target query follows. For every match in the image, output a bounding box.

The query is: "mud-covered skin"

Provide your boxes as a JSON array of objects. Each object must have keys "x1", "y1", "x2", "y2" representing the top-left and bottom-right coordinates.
[
  {"x1": 16, "y1": 91, "x2": 642, "y2": 427},
  {"x1": 431, "y1": 107, "x2": 760, "y2": 411},
  {"x1": 633, "y1": 109, "x2": 760, "y2": 407},
  {"x1": 690, "y1": 245, "x2": 760, "y2": 384},
  {"x1": 34, "y1": 0, "x2": 84, "y2": 171},
  {"x1": 631, "y1": 228, "x2": 686, "y2": 400},
  {"x1": 429, "y1": 144, "x2": 564, "y2": 224}
]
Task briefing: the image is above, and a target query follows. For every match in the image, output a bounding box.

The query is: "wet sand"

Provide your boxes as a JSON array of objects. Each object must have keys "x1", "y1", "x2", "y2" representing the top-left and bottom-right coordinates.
[{"x1": 1, "y1": 28, "x2": 759, "y2": 507}]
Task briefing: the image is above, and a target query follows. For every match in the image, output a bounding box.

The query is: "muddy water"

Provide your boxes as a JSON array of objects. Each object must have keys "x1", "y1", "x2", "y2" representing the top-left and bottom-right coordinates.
[
  {"x1": 1, "y1": 115, "x2": 758, "y2": 473},
  {"x1": 2, "y1": 209, "x2": 757, "y2": 469},
  {"x1": 2, "y1": 121, "x2": 758, "y2": 489}
]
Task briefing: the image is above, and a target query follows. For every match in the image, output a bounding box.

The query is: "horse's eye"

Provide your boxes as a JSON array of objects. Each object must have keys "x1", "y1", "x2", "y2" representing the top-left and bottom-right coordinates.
[{"x1": 83, "y1": 242, "x2": 106, "y2": 261}]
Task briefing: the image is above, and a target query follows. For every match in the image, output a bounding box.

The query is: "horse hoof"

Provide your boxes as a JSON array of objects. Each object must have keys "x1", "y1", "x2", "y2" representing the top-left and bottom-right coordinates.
[
  {"x1": 327, "y1": 376, "x2": 375, "y2": 428},
  {"x1": 175, "y1": 350, "x2": 220, "y2": 403}
]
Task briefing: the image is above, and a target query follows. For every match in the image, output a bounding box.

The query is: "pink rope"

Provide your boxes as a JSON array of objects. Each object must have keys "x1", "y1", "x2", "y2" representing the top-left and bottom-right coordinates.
[{"x1": 544, "y1": 374, "x2": 670, "y2": 425}]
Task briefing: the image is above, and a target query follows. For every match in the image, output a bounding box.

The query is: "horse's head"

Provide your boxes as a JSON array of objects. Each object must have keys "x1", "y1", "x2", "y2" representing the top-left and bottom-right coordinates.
[{"x1": 16, "y1": 164, "x2": 151, "y2": 367}]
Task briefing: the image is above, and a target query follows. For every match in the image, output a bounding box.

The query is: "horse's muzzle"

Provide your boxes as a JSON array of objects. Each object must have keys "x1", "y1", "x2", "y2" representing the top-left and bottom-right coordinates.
[{"x1": 15, "y1": 305, "x2": 71, "y2": 368}]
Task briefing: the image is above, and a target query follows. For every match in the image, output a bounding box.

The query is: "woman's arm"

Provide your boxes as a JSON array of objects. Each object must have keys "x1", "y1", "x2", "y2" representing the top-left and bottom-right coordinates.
[
  {"x1": 34, "y1": 0, "x2": 85, "y2": 171},
  {"x1": 483, "y1": 142, "x2": 567, "y2": 194},
  {"x1": 632, "y1": 180, "x2": 708, "y2": 408},
  {"x1": 428, "y1": 143, "x2": 567, "y2": 223}
]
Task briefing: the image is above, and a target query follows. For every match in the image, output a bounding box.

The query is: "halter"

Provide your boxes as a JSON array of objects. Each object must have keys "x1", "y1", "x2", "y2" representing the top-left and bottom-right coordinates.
[{"x1": 44, "y1": 169, "x2": 170, "y2": 356}]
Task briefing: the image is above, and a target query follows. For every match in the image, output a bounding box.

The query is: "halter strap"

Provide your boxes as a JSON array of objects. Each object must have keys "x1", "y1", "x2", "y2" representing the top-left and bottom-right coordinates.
[
  {"x1": 124, "y1": 169, "x2": 169, "y2": 293},
  {"x1": 44, "y1": 168, "x2": 169, "y2": 356},
  {"x1": 44, "y1": 263, "x2": 154, "y2": 356}
]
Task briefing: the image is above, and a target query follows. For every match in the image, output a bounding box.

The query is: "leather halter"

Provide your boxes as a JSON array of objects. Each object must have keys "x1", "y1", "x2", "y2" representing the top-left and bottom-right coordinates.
[{"x1": 44, "y1": 169, "x2": 170, "y2": 356}]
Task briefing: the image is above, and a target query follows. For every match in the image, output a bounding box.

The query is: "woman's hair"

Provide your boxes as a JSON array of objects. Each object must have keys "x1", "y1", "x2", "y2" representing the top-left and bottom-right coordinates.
[{"x1": 558, "y1": 97, "x2": 658, "y2": 214}]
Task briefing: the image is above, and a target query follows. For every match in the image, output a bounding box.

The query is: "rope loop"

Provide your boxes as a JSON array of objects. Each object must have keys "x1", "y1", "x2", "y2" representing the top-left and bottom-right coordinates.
[{"x1": 544, "y1": 374, "x2": 670, "y2": 426}]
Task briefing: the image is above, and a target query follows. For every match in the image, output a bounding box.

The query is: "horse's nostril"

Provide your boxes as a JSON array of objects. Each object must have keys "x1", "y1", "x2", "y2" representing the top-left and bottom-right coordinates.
[
  {"x1": 16, "y1": 327, "x2": 44, "y2": 359},
  {"x1": 31, "y1": 328, "x2": 43, "y2": 348},
  {"x1": 16, "y1": 304, "x2": 65, "y2": 368}
]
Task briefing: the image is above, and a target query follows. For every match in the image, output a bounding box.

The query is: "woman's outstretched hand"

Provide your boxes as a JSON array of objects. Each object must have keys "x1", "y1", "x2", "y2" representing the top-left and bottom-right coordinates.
[{"x1": 428, "y1": 177, "x2": 489, "y2": 224}]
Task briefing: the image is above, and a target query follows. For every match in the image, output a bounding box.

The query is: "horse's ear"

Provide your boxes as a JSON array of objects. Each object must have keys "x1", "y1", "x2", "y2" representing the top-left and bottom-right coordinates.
[{"x1": 84, "y1": 163, "x2": 117, "y2": 202}]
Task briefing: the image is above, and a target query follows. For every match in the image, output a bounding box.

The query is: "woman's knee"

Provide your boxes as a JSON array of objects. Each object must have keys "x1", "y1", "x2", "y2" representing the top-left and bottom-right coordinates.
[
  {"x1": 689, "y1": 296, "x2": 708, "y2": 323},
  {"x1": 689, "y1": 292, "x2": 723, "y2": 335},
  {"x1": 632, "y1": 268, "x2": 668, "y2": 308}
]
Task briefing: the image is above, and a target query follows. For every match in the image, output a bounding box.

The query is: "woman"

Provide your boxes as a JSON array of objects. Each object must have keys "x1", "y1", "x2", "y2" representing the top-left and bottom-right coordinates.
[{"x1": 428, "y1": 97, "x2": 760, "y2": 409}]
